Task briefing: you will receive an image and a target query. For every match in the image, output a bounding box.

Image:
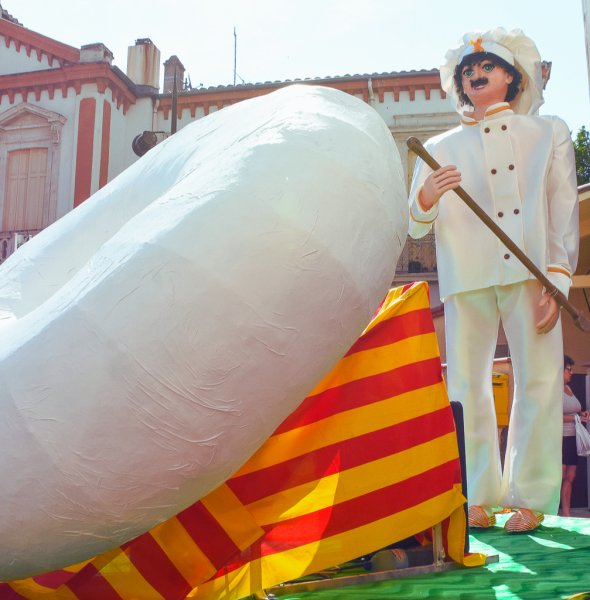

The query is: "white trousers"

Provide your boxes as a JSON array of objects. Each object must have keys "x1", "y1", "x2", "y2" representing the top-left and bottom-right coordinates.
[{"x1": 445, "y1": 280, "x2": 563, "y2": 514}]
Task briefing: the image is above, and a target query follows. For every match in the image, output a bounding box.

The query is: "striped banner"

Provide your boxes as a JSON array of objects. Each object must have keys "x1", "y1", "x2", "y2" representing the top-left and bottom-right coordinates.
[{"x1": 1, "y1": 282, "x2": 484, "y2": 600}]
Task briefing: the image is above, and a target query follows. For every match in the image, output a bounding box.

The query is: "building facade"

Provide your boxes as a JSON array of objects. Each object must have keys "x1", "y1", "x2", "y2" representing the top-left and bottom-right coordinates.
[
  {"x1": 4, "y1": 8, "x2": 590, "y2": 393},
  {"x1": 0, "y1": 9, "x2": 559, "y2": 315},
  {"x1": 0, "y1": 8, "x2": 463, "y2": 306}
]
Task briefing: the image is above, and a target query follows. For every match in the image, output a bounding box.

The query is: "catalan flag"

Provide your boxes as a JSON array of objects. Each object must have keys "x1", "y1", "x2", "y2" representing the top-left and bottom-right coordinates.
[{"x1": 1, "y1": 282, "x2": 484, "y2": 600}]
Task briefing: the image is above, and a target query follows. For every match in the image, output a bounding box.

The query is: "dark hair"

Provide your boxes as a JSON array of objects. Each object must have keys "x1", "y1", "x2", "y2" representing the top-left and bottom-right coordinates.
[
  {"x1": 564, "y1": 355, "x2": 575, "y2": 369},
  {"x1": 453, "y1": 52, "x2": 523, "y2": 107}
]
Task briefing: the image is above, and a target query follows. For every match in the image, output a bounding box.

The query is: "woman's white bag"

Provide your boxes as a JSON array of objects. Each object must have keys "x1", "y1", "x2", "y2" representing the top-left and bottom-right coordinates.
[{"x1": 574, "y1": 415, "x2": 590, "y2": 456}]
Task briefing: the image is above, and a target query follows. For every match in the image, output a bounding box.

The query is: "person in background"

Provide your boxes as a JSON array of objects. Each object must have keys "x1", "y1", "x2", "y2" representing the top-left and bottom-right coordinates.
[{"x1": 561, "y1": 355, "x2": 589, "y2": 517}]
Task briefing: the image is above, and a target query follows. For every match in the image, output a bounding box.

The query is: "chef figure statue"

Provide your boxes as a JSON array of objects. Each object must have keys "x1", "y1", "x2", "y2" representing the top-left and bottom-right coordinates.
[{"x1": 408, "y1": 28, "x2": 579, "y2": 532}]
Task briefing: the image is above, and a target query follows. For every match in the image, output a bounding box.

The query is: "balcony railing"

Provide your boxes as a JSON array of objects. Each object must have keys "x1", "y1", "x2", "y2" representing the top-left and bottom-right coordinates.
[
  {"x1": 395, "y1": 233, "x2": 437, "y2": 274},
  {"x1": 0, "y1": 229, "x2": 41, "y2": 266}
]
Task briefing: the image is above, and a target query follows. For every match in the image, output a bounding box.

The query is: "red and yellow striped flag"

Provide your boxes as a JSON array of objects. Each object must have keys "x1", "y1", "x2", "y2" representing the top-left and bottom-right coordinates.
[{"x1": 1, "y1": 282, "x2": 484, "y2": 600}]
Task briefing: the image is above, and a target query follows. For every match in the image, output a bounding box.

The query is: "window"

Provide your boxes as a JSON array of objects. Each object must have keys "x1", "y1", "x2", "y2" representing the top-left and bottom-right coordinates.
[
  {"x1": 3, "y1": 148, "x2": 48, "y2": 231},
  {"x1": 0, "y1": 103, "x2": 66, "y2": 236}
]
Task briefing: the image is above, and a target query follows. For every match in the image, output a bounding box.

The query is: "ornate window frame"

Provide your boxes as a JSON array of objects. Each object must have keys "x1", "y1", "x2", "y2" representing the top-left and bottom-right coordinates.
[{"x1": 0, "y1": 102, "x2": 66, "y2": 231}]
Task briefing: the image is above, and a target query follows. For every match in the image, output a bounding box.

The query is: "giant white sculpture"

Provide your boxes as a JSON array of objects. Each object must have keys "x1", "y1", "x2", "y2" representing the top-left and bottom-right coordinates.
[{"x1": 0, "y1": 85, "x2": 408, "y2": 581}]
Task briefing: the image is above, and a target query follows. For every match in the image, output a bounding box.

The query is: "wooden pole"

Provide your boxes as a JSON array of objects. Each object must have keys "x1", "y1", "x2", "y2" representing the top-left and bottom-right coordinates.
[{"x1": 406, "y1": 136, "x2": 590, "y2": 334}]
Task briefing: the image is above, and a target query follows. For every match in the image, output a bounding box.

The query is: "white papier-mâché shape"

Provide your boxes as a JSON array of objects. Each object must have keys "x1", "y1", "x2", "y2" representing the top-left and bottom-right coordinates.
[{"x1": 0, "y1": 85, "x2": 408, "y2": 580}]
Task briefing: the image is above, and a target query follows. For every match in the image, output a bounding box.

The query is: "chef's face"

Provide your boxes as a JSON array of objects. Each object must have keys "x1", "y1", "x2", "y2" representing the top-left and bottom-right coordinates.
[{"x1": 461, "y1": 60, "x2": 513, "y2": 108}]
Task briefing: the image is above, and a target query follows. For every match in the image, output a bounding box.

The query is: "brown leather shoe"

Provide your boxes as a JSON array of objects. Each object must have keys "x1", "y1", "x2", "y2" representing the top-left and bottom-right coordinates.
[
  {"x1": 468, "y1": 505, "x2": 497, "y2": 528},
  {"x1": 504, "y1": 508, "x2": 544, "y2": 533}
]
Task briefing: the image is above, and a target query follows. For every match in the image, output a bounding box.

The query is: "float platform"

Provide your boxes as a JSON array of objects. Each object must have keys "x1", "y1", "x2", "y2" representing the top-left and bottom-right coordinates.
[{"x1": 268, "y1": 513, "x2": 590, "y2": 600}]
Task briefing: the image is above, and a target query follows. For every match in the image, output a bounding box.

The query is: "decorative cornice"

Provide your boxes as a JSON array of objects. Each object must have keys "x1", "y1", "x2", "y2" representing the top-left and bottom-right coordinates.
[
  {"x1": 370, "y1": 74, "x2": 445, "y2": 103},
  {"x1": 0, "y1": 63, "x2": 137, "y2": 114},
  {"x1": 389, "y1": 113, "x2": 460, "y2": 135},
  {"x1": 0, "y1": 18, "x2": 80, "y2": 67},
  {"x1": 0, "y1": 102, "x2": 67, "y2": 146},
  {"x1": 0, "y1": 100, "x2": 67, "y2": 126},
  {"x1": 158, "y1": 71, "x2": 446, "y2": 121}
]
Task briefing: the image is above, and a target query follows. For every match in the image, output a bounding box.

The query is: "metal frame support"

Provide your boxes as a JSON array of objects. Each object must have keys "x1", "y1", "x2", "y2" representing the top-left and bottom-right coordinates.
[
  {"x1": 432, "y1": 522, "x2": 446, "y2": 567},
  {"x1": 265, "y1": 538, "x2": 498, "y2": 597},
  {"x1": 266, "y1": 555, "x2": 499, "y2": 596}
]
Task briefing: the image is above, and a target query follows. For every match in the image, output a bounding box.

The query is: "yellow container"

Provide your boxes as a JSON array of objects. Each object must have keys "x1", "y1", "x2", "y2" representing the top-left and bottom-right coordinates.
[{"x1": 492, "y1": 372, "x2": 510, "y2": 427}]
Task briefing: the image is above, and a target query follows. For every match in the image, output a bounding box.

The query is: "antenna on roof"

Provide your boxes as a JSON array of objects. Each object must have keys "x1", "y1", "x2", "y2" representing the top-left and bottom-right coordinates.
[{"x1": 233, "y1": 26, "x2": 237, "y2": 87}]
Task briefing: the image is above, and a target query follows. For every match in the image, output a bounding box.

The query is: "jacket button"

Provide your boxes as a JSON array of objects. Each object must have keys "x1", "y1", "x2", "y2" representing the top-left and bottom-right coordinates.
[
  {"x1": 502, "y1": 125, "x2": 507, "y2": 130},
  {"x1": 509, "y1": 165, "x2": 515, "y2": 170},
  {"x1": 498, "y1": 212, "x2": 504, "y2": 217},
  {"x1": 484, "y1": 127, "x2": 490, "y2": 133},
  {"x1": 504, "y1": 254, "x2": 510, "y2": 259},
  {"x1": 491, "y1": 169, "x2": 497, "y2": 174},
  {"x1": 514, "y1": 208, "x2": 520, "y2": 215}
]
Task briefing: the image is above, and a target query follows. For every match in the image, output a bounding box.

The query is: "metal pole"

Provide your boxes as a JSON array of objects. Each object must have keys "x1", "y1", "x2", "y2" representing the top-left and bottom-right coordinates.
[
  {"x1": 432, "y1": 522, "x2": 445, "y2": 567},
  {"x1": 234, "y1": 27, "x2": 237, "y2": 87},
  {"x1": 171, "y1": 64, "x2": 178, "y2": 135}
]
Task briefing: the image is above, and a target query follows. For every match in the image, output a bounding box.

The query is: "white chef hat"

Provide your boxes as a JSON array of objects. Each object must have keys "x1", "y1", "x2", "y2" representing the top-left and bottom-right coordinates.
[{"x1": 440, "y1": 27, "x2": 544, "y2": 117}]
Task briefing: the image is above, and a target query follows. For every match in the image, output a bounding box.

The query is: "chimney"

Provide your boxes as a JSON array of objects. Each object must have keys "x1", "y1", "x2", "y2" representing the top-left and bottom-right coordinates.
[
  {"x1": 80, "y1": 43, "x2": 114, "y2": 65},
  {"x1": 127, "y1": 38, "x2": 161, "y2": 91},
  {"x1": 541, "y1": 61, "x2": 552, "y2": 90},
  {"x1": 163, "y1": 56, "x2": 185, "y2": 93}
]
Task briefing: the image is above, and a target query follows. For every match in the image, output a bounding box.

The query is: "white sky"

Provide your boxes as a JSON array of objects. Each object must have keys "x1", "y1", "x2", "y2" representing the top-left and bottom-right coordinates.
[{"x1": 8, "y1": 0, "x2": 590, "y2": 135}]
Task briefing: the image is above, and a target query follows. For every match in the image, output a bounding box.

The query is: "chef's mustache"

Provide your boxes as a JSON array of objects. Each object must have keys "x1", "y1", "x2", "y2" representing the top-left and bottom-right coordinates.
[{"x1": 470, "y1": 77, "x2": 488, "y2": 88}]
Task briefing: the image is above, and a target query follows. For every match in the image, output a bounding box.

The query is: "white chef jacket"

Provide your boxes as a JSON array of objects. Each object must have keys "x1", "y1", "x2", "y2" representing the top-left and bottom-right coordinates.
[{"x1": 408, "y1": 102, "x2": 579, "y2": 301}]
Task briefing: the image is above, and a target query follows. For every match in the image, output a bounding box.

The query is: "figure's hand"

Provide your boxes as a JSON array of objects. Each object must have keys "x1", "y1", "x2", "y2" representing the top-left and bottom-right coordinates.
[
  {"x1": 418, "y1": 165, "x2": 462, "y2": 212},
  {"x1": 535, "y1": 293, "x2": 559, "y2": 334}
]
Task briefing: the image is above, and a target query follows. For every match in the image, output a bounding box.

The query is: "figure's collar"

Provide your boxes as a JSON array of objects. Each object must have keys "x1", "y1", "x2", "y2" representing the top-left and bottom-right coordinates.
[{"x1": 460, "y1": 102, "x2": 514, "y2": 126}]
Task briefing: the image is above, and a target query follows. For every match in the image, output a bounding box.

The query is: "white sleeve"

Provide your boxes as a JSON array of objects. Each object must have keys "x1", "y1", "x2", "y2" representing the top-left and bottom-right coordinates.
[
  {"x1": 546, "y1": 117, "x2": 579, "y2": 298},
  {"x1": 408, "y1": 151, "x2": 438, "y2": 240}
]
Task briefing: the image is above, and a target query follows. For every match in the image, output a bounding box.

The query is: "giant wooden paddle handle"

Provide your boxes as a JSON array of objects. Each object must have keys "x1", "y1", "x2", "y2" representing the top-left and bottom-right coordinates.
[{"x1": 406, "y1": 136, "x2": 590, "y2": 334}]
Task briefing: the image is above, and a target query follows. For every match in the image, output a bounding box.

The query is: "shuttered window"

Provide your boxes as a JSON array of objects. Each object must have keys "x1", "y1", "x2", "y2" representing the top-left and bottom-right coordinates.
[{"x1": 3, "y1": 148, "x2": 48, "y2": 231}]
